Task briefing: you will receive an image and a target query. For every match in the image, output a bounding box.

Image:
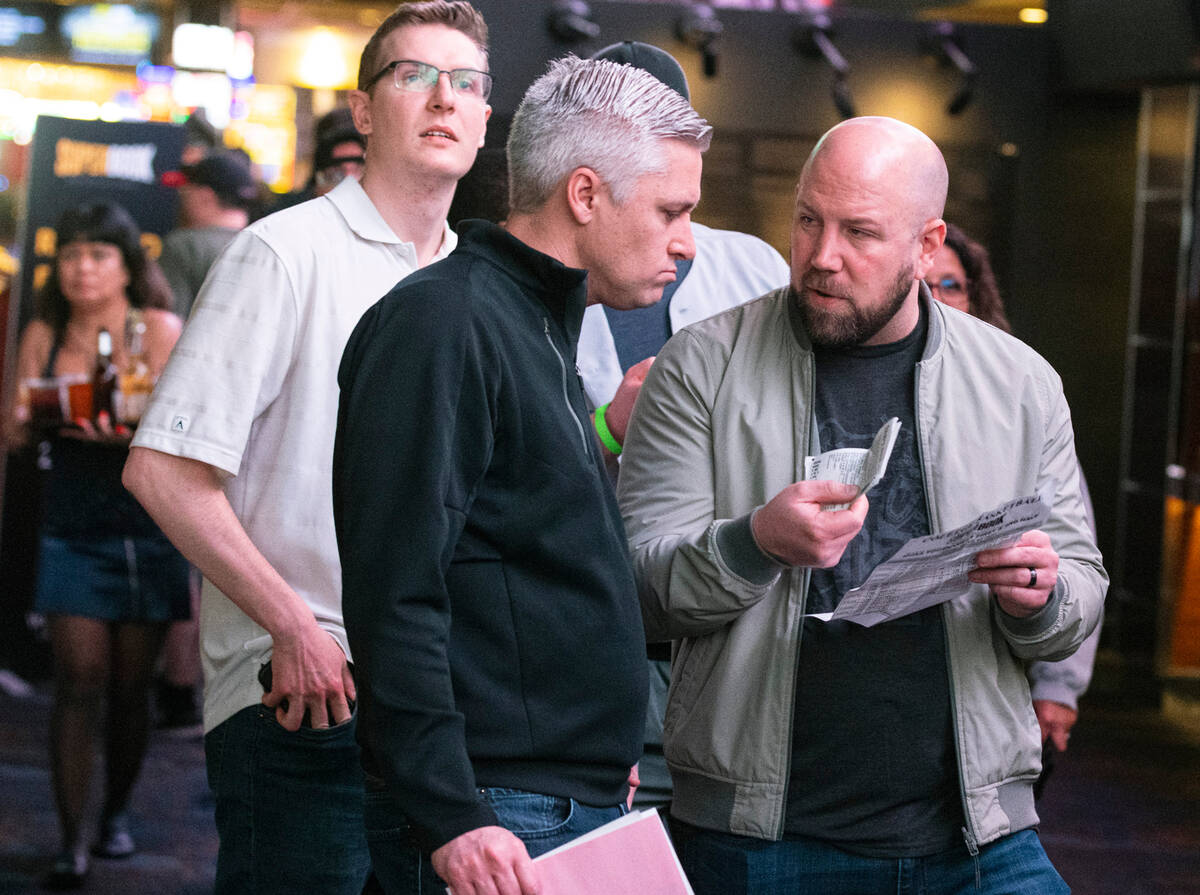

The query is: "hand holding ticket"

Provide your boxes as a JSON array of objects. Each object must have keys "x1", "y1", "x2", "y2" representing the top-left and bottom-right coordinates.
[
  {"x1": 808, "y1": 492, "x2": 1053, "y2": 626},
  {"x1": 752, "y1": 419, "x2": 899, "y2": 567},
  {"x1": 805, "y1": 417, "x2": 901, "y2": 510},
  {"x1": 752, "y1": 480, "x2": 867, "y2": 568}
]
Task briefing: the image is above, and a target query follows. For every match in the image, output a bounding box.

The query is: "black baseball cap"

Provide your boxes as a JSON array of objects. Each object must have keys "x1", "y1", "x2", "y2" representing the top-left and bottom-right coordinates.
[
  {"x1": 591, "y1": 41, "x2": 690, "y2": 101},
  {"x1": 163, "y1": 151, "x2": 258, "y2": 209},
  {"x1": 313, "y1": 107, "x2": 366, "y2": 173}
]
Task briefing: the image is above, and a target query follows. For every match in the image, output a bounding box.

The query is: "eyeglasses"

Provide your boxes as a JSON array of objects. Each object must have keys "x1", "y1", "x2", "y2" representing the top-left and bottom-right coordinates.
[
  {"x1": 926, "y1": 276, "x2": 966, "y2": 296},
  {"x1": 365, "y1": 59, "x2": 493, "y2": 102}
]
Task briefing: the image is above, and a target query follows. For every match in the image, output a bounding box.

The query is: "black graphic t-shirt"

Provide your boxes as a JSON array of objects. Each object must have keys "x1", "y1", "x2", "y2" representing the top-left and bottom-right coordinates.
[{"x1": 784, "y1": 302, "x2": 964, "y2": 856}]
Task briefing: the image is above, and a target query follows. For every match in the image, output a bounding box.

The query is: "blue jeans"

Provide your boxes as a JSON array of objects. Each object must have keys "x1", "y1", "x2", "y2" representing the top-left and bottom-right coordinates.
[
  {"x1": 671, "y1": 821, "x2": 1069, "y2": 895},
  {"x1": 204, "y1": 703, "x2": 371, "y2": 894},
  {"x1": 364, "y1": 785, "x2": 625, "y2": 895}
]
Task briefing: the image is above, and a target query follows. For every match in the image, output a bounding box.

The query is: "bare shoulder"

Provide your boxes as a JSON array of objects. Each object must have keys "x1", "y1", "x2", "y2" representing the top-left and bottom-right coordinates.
[
  {"x1": 139, "y1": 308, "x2": 184, "y2": 370},
  {"x1": 16, "y1": 319, "x2": 55, "y2": 377},
  {"x1": 142, "y1": 307, "x2": 184, "y2": 338}
]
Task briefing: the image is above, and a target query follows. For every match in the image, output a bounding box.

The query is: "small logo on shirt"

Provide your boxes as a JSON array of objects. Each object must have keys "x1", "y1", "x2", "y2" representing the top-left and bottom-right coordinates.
[{"x1": 171, "y1": 415, "x2": 189, "y2": 433}]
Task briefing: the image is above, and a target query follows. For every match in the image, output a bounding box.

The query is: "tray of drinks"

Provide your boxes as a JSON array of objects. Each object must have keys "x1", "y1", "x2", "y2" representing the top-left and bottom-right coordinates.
[{"x1": 20, "y1": 374, "x2": 92, "y2": 428}]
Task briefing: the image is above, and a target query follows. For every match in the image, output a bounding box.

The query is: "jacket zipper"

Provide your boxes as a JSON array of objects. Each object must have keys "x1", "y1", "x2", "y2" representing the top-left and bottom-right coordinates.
[
  {"x1": 913, "y1": 353, "x2": 982, "y2": 857},
  {"x1": 778, "y1": 309, "x2": 980, "y2": 848},
  {"x1": 776, "y1": 352, "x2": 816, "y2": 839},
  {"x1": 544, "y1": 317, "x2": 592, "y2": 457}
]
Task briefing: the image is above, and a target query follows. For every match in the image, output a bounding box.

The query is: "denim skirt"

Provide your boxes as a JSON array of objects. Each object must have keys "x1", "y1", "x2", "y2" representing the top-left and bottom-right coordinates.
[{"x1": 34, "y1": 534, "x2": 190, "y2": 623}]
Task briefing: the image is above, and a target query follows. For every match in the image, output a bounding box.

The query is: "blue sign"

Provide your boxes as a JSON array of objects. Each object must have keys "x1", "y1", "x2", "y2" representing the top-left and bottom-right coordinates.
[
  {"x1": 60, "y1": 3, "x2": 160, "y2": 66},
  {"x1": 0, "y1": 1, "x2": 162, "y2": 64},
  {"x1": 0, "y1": 3, "x2": 52, "y2": 53}
]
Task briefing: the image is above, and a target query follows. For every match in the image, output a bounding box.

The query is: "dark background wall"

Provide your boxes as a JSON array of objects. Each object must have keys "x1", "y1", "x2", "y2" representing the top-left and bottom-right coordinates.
[{"x1": 472, "y1": 0, "x2": 1135, "y2": 572}]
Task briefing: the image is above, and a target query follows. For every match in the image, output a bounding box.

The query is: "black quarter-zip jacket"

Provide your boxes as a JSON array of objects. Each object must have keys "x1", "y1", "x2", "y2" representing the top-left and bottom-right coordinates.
[{"x1": 334, "y1": 220, "x2": 648, "y2": 854}]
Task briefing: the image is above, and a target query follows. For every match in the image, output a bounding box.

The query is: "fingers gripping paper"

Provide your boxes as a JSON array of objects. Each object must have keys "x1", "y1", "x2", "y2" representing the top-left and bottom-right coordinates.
[
  {"x1": 808, "y1": 492, "x2": 1053, "y2": 627},
  {"x1": 446, "y1": 809, "x2": 694, "y2": 895},
  {"x1": 805, "y1": 416, "x2": 901, "y2": 510}
]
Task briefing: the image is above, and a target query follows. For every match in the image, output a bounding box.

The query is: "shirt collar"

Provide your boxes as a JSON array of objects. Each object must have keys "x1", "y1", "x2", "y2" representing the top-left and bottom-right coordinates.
[{"x1": 325, "y1": 176, "x2": 457, "y2": 259}]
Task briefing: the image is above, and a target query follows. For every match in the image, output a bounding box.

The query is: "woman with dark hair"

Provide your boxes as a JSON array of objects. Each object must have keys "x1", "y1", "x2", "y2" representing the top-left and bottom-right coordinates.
[
  {"x1": 926, "y1": 222, "x2": 1012, "y2": 332},
  {"x1": 12, "y1": 201, "x2": 188, "y2": 889}
]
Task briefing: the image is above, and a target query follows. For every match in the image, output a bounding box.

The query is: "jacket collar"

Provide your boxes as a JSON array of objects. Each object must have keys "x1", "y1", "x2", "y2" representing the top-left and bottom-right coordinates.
[
  {"x1": 918, "y1": 282, "x2": 945, "y2": 361},
  {"x1": 454, "y1": 219, "x2": 590, "y2": 345}
]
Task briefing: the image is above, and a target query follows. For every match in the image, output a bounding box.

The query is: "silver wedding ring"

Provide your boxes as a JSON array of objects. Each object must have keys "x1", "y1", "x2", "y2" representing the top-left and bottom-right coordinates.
[{"x1": 1027, "y1": 567, "x2": 1038, "y2": 588}]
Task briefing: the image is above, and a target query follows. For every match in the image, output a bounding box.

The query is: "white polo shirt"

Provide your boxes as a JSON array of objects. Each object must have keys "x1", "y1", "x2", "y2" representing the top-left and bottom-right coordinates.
[{"x1": 133, "y1": 176, "x2": 455, "y2": 732}]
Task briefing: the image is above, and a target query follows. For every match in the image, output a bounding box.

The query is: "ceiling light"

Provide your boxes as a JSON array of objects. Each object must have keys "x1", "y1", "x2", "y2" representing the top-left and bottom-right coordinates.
[
  {"x1": 921, "y1": 22, "x2": 976, "y2": 116},
  {"x1": 1018, "y1": 8, "x2": 1048, "y2": 25},
  {"x1": 547, "y1": 0, "x2": 600, "y2": 45},
  {"x1": 794, "y1": 12, "x2": 856, "y2": 119},
  {"x1": 676, "y1": 3, "x2": 723, "y2": 79}
]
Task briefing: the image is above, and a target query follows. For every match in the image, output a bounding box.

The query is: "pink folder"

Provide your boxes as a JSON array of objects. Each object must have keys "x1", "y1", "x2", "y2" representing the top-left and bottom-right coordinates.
[{"x1": 532, "y1": 809, "x2": 694, "y2": 894}]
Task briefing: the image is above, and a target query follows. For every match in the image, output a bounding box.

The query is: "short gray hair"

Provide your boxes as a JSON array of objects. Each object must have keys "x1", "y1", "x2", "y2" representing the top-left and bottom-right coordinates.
[{"x1": 506, "y1": 55, "x2": 712, "y2": 215}]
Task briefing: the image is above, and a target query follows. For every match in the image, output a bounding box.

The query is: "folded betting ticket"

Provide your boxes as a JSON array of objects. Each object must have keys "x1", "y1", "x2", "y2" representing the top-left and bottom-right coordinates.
[
  {"x1": 805, "y1": 417, "x2": 901, "y2": 510},
  {"x1": 808, "y1": 491, "x2": 1053, "y2": 627}
]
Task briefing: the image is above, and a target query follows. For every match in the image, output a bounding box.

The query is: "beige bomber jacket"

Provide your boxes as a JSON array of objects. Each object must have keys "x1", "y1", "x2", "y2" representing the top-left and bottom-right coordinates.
[{"x1": 617, "y1": 286, "x2": 1108, "y2": 850}]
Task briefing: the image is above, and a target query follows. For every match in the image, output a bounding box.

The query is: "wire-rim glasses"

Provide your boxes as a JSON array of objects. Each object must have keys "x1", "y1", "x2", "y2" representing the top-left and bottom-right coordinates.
[{"x1": 365, "y1": 59, "x2": 492, "y2": 102}]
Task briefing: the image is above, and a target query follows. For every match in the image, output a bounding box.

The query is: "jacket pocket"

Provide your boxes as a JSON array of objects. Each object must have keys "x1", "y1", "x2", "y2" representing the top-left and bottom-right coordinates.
[{"x1": 663, "y1": 632, "x2": 720, "y2": 745}]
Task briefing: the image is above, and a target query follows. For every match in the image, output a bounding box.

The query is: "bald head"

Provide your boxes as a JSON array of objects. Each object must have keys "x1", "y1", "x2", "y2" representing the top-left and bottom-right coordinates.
[
  {"x1": 790, "y1": 116, "x2": 949, "y2": 348},
  {"x1": 800, "y1": 116, "x2": 947, "y2": 234}
]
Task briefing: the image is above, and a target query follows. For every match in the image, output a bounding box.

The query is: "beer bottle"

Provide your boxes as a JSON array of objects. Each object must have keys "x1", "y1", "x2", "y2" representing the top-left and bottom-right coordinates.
[
  {"x1": 92, "y1": 328, "x2": 117, "y2": 420},
  {"x1": 117, "y1": 312, "x2": 153, "y2": 425}
]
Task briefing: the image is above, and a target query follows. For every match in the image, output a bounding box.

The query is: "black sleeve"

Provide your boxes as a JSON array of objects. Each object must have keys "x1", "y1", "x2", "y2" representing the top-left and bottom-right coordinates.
[{"x1": 333, "y1": 273, "x2": 500, "y2": 853}]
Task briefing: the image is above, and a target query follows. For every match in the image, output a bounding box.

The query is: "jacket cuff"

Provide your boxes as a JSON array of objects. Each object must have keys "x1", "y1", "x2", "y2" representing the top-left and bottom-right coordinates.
[
  {"x1": 995, "y1": 584, "x2": 1064, "y2": 638},
  {"x1": 1028, "y1": 678, "x2": 1080, "y2": 710},
  {"x1": 714, "y1": 511, "x2": 786, "y2": 586},
  {"x1": 412, "y1": 798, "x2": 500, "y2": 855}
]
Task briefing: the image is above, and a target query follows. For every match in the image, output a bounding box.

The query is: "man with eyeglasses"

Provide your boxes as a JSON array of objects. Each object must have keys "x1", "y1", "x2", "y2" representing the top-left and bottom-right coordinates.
[
  {"x1": 123, "y1": 3, "x2": 490, "y2": 892},
  {"x1": 334, "y1": 55, "x2": 711, "y2": 895}
]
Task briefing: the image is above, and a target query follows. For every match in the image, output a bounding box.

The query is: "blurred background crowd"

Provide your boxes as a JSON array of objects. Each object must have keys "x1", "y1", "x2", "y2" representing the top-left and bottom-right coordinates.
[{"x1": 0, "y1": 0, "x2": 1197, "y2": 892}]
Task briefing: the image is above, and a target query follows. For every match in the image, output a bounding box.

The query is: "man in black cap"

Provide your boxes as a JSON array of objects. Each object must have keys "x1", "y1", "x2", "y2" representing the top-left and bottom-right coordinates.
[
  {"x1": 310, "y1": 107, "x2": 368, "y2": 196},
  {"x1": 273, "y1": 107, "x2": 368, "y2": 212},
  {"x1": 159, "y1": 151, "x2": 259, "y2": 318},
  {"x1": 579, "y1": 40, "x2": 788, "y2": 458}
]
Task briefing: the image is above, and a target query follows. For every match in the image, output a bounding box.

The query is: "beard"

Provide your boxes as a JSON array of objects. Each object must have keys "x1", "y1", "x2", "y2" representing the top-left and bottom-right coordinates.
[{"x1": 792, "y1": 263, "x2": 915, "y2": 348}]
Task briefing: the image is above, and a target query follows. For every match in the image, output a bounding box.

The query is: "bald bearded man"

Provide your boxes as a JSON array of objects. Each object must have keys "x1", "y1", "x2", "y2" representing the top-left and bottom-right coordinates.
[{"x1": 616, "y1": 117, "x2": 1106, "y2": 894}]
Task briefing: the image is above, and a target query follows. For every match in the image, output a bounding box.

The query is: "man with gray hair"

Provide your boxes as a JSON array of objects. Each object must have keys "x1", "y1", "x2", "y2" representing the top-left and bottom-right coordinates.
[{"x1": 333, "y1": 55, "x2": 711, "y2": 895}]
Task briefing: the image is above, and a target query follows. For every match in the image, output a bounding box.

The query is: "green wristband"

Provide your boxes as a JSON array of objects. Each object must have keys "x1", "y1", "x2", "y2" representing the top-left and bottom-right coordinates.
[{"x1": 594, "y1": 402, "x2": 623, "y2": 456}]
